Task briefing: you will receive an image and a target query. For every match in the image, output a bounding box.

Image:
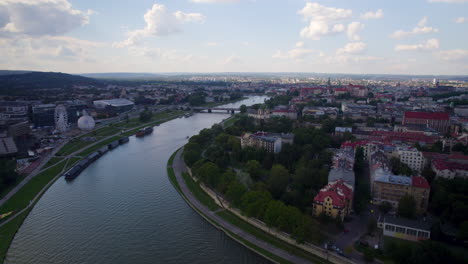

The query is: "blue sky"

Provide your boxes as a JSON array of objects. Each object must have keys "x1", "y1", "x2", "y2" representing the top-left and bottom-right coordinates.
[{"x1": 0, "y1": 0, "x2": 467, "y2": 74}]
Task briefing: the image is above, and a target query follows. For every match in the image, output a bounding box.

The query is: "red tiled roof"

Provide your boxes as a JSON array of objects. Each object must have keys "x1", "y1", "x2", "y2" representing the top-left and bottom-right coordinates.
[
  {"x1": 313, "y1": 180, "x2": 353, "y2": 208},
  {"x1": 404, "y1": 111, "x2": 449, "y2": 120},
  {"x1": 412, "y1": 176, "x2": 430, "y2": 189},
  {"x1": 341, "y1": 140, "x2": 369, "y2": 148},
  {"x1": 432, "y1": 159, "x2": 468, "y2": 171},
  {"x1": 347, "y1": 84, "x2": 366, "y2": 89},
  {"x1": 334, "y1": 88, "x2": 347, "y2": 92}
]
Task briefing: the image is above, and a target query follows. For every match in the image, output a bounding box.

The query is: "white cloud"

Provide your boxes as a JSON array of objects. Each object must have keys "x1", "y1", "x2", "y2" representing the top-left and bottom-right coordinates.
[
  {"x1": 298, "y1": 2, "x2": 352, "y2": 21},
  {"x1": 360, "y1": 9, "x2": 384, "y2": 20},
  {"x1": 190, "y1": 0, "x2": 239, "y2": 3},
  {"x1": 298, "y1": 2, "x2": 351, "y2": 40},
  {"x1": 436, "y1": 49, "x2": 468, "y2": 62},
  {"x1": 337, "y1": 42, "x2": 367, "y2": 54},
  {"x1": 347, "y1": 22, "x2": 364, "y2": 41},
  {"x1": 455, "y1": 17, "x2": 467, "y2": 23},
  {"x1": 295, "y1": 41, "x2": 304, "y2": 48},
  {"x1": 114, "y1": 3, "x2": 205, "y2": 47},
  {"x1": 428, "y1": 0, "x2": 468, "y2": 3},
  {"x1": 206, "y1": 42, "x2": 217, "y2": 46},
  {"x1": 395, "y1": 38, "x2": 440, "y2": 51},
  {"x1": 390, "y1": 16, "x2": 438, "y2": 39},
  {"x1": 129, "y1": 46, "x2": 194, "y2": 62},
  {"x1": 300, "y1": 20, "x2": 345, "y2": 40},
  {"x1": 223, "y1": 55, "x2": 241, "y2": 65},
  {"x1": 0, "y1": 0, "x2": 89, "y2": 37},
  {"x1": 272, "y1": 48, "x2": 314, "y2": 60}
]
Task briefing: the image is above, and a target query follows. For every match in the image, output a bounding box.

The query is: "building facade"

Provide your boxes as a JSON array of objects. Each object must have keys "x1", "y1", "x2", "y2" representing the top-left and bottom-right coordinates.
[
  {"x1": 402, "y1": 111, "x2": 450, "y2": 133},
  {"x1": 379, "y1": 216, "x2": 431, "y2": 242},
  {"x1": 313, "y1": 180, "x2": 353, "y2": 221},
  {"x1": 396, "y1": 146, "x2": 425, "y2": 172}
]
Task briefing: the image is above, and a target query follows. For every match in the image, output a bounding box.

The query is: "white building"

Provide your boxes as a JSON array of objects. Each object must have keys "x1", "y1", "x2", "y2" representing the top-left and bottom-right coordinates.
[{"x1": 396, "y1": 146, "x2": 425, "y2": 172}]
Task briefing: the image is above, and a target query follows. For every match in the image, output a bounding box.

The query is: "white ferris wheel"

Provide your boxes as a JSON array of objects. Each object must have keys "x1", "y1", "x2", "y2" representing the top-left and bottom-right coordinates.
[{"x1": 55, "y1": 104, "x2": 68, "y2": 133}]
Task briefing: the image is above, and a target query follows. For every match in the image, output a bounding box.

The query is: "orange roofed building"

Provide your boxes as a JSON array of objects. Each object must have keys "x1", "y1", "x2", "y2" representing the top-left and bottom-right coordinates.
[{"x1": 313, "y1": 180, "x2": 353, "y2": 221}]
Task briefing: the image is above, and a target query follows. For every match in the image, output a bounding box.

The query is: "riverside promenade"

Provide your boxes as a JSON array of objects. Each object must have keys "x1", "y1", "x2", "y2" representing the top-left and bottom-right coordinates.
[{"x1": 171, "y1": 148, "x2": 314, "y2": 264}]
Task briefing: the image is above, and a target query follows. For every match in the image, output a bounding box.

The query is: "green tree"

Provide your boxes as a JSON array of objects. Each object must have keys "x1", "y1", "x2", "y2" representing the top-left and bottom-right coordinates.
[
  {"x1": 267, "y1": 164, "x2": 289, "y2": 198},
  {"x1": 184, "y1": 150, "x2": 201, "y2": 167},
  {"x1": 240, "y1": 104, "x2": 247, "y2": 113},
  {"x1": 0, "y1": 159, "x2": 18, "y2": 189},
  {"x1": 139, "y1": 110, "x2": 152, "y2": 122},
  {"x1": 246, "y1": 160, "x2": 262, "y2": 180},
  {"x1": 240, "y1": 191, "x2": 272, "y2": 218},
  {"x1": 367, "y1": 218, "x2": 377, "y2": 234},
  {"x1": 378, "y1": 201, "x2": 392, "y2": 214},
  {"x1": 398, "y1": 194, "x2": 416, "y2": 218},
  {"x1": 195, "y1": 162, "x2": 221, "y2": 188},
  {"x1": 225, "y1": 180, "x2": 246, "y2": 208}
]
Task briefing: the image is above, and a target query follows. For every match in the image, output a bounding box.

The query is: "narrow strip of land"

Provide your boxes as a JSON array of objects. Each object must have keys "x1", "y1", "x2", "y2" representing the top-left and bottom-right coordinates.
[{"x1": 171, "y1": 148, "x2": 314, "y2": 264}]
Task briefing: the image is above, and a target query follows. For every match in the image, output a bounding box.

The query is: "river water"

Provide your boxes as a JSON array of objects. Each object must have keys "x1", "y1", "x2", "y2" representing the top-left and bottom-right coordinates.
[{"x1": 6, "y1": 96, "x2": 270, "y2": 264}]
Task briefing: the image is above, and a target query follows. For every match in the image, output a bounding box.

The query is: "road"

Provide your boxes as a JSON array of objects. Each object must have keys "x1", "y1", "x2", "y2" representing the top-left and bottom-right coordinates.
[{"x1": 172, "y1": 148, "x2": 314, "y2": 264}]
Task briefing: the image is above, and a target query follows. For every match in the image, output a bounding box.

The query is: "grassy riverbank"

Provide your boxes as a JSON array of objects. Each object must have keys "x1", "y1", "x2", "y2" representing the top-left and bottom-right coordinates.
[
  {"x1": 167, "y1": 148, "x2": 331, "y2": 264},
  {"x1": 0, "y1": 209, "x2": 30, "y2": 262},
  {"x1": 0, "y1": 110, "x2": 186, "y2": 264}
]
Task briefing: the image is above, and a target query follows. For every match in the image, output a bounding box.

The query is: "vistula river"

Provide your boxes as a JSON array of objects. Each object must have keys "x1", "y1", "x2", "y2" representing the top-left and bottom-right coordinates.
[{"x1": 6, "y1": 96, "x2": 270, "y2": 264}]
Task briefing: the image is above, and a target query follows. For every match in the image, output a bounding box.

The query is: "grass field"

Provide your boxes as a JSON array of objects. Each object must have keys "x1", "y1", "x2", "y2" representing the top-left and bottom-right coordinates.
[
  {"x1": 182, "y1": 172, "x2": 220, "y2": 211},
  {"x1": 65, "y1": 156, "x2": 82, "y2": 170},
  {"x1": 0, "y1": 174, "x2": 27, "y2": 201},
  {"x1": 0, "y1": 161, "x2": 66, "y2": 214},
  {"x1": 167, "y1": 151, "x2": 181, "y2": 193},
  {"x1": 77, "y1": 136, "x2": 121, "y2": 157},
  {"x1": 217, "y1": 211, "x2": 329, "y2": 264},
  {"x1": 44, "y1": 157, "x2": 63, "y2": 168},
  {"x1": 0, "y1": 209, "x2": 30, "y2": 263}
]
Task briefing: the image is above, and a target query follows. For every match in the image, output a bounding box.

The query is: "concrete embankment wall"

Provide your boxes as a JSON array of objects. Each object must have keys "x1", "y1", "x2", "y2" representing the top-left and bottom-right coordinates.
[{"x1": 187, "y1": 168, "x2": 356, "y2": 264}]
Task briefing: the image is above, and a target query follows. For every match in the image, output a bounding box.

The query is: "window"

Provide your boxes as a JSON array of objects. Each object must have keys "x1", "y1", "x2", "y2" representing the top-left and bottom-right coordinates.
[
  {"x1": 418, "y1": 231, "x2": 429, "y2": 238},
  {"x1": 406, "y1": 229, "x2": 417, "y2": 236},
  {"x1": 385, "y1": 225, "x2": 395, "y2": 232},
  {"x1": 395, "y1": 226, "x2": 406, "y2": 234}
]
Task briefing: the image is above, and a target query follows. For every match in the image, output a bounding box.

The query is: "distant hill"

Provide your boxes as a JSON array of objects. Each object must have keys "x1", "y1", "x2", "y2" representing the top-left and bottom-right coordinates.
[
  {"x1": 0, "y1": 70, "x2": 32, "y2": 76},
  {"x1": 80, "y1": 72, "x2": 167, "y2": 80},
  {"x1": 0, "y1": 71, "x2": 103, "y2": 95}
]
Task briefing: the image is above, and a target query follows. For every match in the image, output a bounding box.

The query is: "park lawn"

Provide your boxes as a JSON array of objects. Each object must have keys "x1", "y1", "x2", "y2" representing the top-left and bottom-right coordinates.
[
  {"x1": 0, "y1": 161, "x2": 66, "y2": 215},
  {"x1": 65, "y1": 156, "x2": 82, "y2": 170},
  {"x1": 120, "y1": 110, "x2": 184, "y2": 129},
  {"x1": 167, "y1": 151, "x2": 181, "y2": 193},
  {"x1": 56, "y1": 140, "x2": 94, "y2": 156},
  {"x1": 83, "y1": 126, "x2": 121, "y2": 138},
  {"x1": 223, "y1": 228, "x2": 293, "y2": 264},
  {"x1": 217, "y1": 210, "x2": 329, "y2": 264},
  {"x1": 77, "y1": 136, "x2": 121, "y2": 157},
  {"x1": 182, "y1": 172, "x2": 220, "y2": 211},
  {"x1": 0, "y1": 174, "x2": 27, "y2": 201},
  {"x1": 44, "y1": 157, "x2": 63, "y2": 168},
  {"x1": 0, "y1": 209, "x2": 30, "y2": 263},
  {"x1": 223, "y1": 114, "x2": 240, "y2": 127}
]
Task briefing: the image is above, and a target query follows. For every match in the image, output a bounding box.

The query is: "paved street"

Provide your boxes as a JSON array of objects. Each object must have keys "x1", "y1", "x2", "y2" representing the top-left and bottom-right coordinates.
[{"x1": 172, "y1": 148, "x2": 314, "y2": 264}]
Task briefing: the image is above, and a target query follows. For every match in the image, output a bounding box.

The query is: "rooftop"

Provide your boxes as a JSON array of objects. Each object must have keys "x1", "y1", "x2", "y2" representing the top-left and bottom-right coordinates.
[
  {"x1": 383, "y1": 216, "x2": 432, "y2": 231},
  {"x1": 404, "y1": 111, "x2": 449, "y2": 120}
]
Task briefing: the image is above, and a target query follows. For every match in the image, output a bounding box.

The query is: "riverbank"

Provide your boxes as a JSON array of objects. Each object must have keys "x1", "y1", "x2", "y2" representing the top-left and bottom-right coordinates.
[
  {"x1": 167, "y1": 148, "x2": 293, "y2": 264},
  {"x1": 168, "y1": 147, "x2": 340, "y2": 264},
  {"x1": 0, "y1": 109, "x2": 186, "y2": 264}
]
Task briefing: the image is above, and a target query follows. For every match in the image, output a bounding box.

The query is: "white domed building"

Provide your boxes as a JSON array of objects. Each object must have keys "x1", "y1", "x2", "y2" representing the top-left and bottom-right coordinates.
[{"x1": 77, "y1": 114, "x2": 95, "y2": 131}]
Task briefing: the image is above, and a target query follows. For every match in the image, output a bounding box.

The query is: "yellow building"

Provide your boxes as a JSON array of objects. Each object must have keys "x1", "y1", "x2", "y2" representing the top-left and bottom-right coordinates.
[{"x1": 313, "y1": 180, "x2": 353, "y2": 221}]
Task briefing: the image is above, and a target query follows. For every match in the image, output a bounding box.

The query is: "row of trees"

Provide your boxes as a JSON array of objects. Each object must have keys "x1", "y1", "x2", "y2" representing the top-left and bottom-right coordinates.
[
  {"x1": 0, "y1": 160, "x2": 18, "y2": 194},
  {"x1": 191, "y1": 161, "x2": 321, "y2": 244}
]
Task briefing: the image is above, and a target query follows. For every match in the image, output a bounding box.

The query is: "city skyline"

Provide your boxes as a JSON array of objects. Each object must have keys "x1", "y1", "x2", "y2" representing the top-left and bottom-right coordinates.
[{"x1": 0, "y1": 0, "x2": 467, "y2": 74}]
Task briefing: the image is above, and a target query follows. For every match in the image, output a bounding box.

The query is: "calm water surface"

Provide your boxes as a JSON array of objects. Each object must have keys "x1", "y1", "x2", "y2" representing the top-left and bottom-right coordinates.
[{"x1": 6, "y1": 96, "x2": 270, "y2": 264}]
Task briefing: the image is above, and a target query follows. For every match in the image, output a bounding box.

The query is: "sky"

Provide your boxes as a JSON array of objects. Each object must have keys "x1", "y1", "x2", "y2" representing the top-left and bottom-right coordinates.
[{"x1": 0, "y1": 0, "x2": 467, "y2": 75}]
